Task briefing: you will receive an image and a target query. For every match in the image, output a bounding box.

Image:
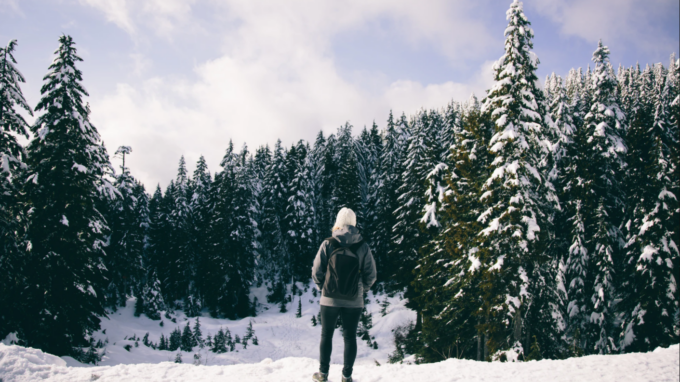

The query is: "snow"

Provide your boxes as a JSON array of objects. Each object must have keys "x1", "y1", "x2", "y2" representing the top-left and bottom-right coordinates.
[{"x1": 2, "y1": 341, "x2": 677, "y2": 382}]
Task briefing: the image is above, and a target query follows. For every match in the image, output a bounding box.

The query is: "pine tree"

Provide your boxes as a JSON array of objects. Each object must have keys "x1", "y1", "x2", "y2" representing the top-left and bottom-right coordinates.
[
  {"x1": 390, "y1": 111, "x2": 433, "y2": 294},
  {"x1": 168, "y1": 327, "x2": 181, "y2": 351},
  {"x1": 285, "y1": 141, "x2": 316, "y2": 284},
  {"x1": 211, "y1": 327, "x2": 227, "y2": 353},
  {"x1": 577, "y1": 41, "x2": 627, "y2": 355},
  {"x1": 296, "y1": 298, "x2": 302, "y2": 318},
  {"x1": 193, "y1": 318, "x2": 204, "y2": 348},
  {"x1": 375, "y1": 111, "x2": 405, "y2": 285},
  {"x1": 260, "y1": 139, "x2": 289, "y2": 295},
  {"x1": 105, "y1": 146, "x2": 145, "y2": 308},
  {"x1": 412, "y1": 98, "x2": 492, "y2": 362},
  {"x1": 0, "y1": 39, "x2": 32, "y2": 340},
  {"x1": 333, "y1": 122, "x2": 362, "y2": 218},
  {"x1": 618, "y1": 60, "x2": 679, "y2": 351},
  {"x1": 476, "y1": 1, "x2": 558, "y2": 355},
  {"x1": 148, "y1": 183, "x2": 174, "y2": 307},
  {"x1": 20, "y1": 35, "x2": 114, "y2": 359},
  {"x1": 244, "y1": 320, "x2": 255, "y2": 342},
  {"x1": 206, "y1": 142, "x2": 257, "y2": 318},
  {"x1": 191, "y1": 156, "x2": 212, "y2": 310},
  {"x1": 158, "y1": 334, "x2": 168, "y2": 351},
  {"x1": 181, "y1": 321, "x2": 196, "y2": 351}
]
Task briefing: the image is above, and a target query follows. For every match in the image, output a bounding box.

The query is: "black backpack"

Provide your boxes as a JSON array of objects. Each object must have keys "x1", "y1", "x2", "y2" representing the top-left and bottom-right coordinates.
[{"x1": 322, "y1": 237, "x2": 365, "y2": 300}]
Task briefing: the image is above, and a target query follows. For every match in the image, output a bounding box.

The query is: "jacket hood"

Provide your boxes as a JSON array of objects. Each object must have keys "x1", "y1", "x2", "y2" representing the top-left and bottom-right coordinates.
[{"x1": 331, "y1": 225, "x2": 363, "y2": 246}]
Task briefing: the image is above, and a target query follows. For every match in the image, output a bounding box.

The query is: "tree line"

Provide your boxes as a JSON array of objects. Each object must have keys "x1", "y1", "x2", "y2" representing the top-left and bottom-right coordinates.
[{"x1": 0, "y1": 1, "x2": 678, "y2": 363}]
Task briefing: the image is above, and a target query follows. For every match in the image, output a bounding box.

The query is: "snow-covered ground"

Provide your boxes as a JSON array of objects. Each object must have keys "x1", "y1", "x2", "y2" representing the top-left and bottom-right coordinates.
[{"x1": 1, "y1": 284, "x2": 678, "y2": 381}]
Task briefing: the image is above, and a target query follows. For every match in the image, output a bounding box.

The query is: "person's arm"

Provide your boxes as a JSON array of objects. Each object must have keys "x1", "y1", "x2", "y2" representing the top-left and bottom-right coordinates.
[
  {"x1": 362, "y1": 245, "x2": 377, "y2": 289},
  {"x1": 312, "y1": 241, "x2": 329, "y2": 291}
]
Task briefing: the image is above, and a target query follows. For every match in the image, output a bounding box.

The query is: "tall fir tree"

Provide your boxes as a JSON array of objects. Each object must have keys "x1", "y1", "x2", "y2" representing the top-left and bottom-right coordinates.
[
  {"x1": 618, "y1": 60, "x2": 679, "y2": 351},
  {"x1": 564, "y1": 41, "x2": 627, "y2": 355},
  {"x1": 374, "y1": 111, "x2": 403, "y2": 285},
  {"x1": 0, "y1": 39, "x2": 32, "y2": 339},
  {"x1": 21, "y1": 35, "x2": 114, "y2": 359},
  {"x1": 104, "y1": 146, "x2": 145, "y2": 309},
  {"x1": 333, "y1": 122, "x2": 362, "y2": 221},
  {"x1": 477, "y1": 1, "x2": 558, "y2": 356},
  {"x1": 285, "y1": 142, "x2": 316, "y2": 284},
  {"x1": 412, "y1": 99, "x2": 493, "y2": 362}
]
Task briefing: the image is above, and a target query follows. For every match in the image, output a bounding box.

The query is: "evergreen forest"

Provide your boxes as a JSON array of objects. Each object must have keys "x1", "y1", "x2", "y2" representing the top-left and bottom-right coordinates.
[{"x1": 0, "y1": 1, "x2": 678, "y2": 364}]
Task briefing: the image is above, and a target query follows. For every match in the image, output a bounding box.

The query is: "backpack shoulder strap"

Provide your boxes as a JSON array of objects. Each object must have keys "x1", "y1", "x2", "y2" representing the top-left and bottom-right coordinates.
[
  {"x1": 325, "y1": 237, "x2": 339, "y2": 254},
  {"x1": 349, "y1": 240, "x2": 366, "y2": 272}
]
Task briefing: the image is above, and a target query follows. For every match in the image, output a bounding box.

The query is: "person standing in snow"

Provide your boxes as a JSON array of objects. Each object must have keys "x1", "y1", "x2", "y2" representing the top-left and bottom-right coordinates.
[{"x1": 311, "y1": 207, "x2": 377, "y2": 382}]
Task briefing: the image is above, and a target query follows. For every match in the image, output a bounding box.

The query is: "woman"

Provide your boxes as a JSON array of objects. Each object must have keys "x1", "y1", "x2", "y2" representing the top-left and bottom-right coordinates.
[{"x1": 311, "y1": 207, "x2": 377, "y2": 382}]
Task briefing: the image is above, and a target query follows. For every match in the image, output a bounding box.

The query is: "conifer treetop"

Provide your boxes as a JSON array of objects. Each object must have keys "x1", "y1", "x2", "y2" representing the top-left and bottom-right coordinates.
[
  {"x1": 0, "y1": 39, "x2": 33, "y2": 175},
  {"x1": 483, "y1": 0, "x2": 545, "y2": 157},
  {"x1": 34, "y1": 35, "x2": 98, "y2": 143},
  {"x1": 585, "y1": 40, "x2": 626, "y2": 156},
  {"x1": 1, "y1": 39, "x2": 33, "y2": 135}
]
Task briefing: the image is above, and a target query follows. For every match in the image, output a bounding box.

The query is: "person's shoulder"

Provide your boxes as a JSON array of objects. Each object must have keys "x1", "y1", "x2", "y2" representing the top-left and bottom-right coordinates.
[{"x1": 358, "y1": 241, "x2": 371, "y2": 254}]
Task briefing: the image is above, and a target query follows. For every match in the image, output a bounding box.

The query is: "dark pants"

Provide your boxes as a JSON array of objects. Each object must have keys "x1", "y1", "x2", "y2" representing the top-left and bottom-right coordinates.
[{"x1": 319, "y1": 305, "x2": 362, "y2": 377}]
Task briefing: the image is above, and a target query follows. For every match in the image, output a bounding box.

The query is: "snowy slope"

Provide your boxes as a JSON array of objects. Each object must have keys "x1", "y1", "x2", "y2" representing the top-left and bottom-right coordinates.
[
  {"x1": 1, "y1": 284, "x2": 678, "y2": 381},
  {"x1": 68, "y1": 284, "x2": 415, "y2": 367},
  {"x1": 1, "y1": 342, "x2": 678, "y2": 382}
]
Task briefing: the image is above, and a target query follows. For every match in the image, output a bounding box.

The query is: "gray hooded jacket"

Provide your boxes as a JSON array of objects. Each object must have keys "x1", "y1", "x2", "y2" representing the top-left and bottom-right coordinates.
[{"x1": 311, "y1": 226, "x2": 377, "y2": 308}]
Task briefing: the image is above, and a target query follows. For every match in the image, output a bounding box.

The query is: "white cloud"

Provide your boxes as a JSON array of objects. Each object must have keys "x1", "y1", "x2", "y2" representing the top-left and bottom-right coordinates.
[
  {"x1": 79, "y1": 0, "x2": 135, "y2": 35},
  {"x1": 79, "y1": 0, "x2": 202, "y2": 42},
  {"x1": 130, "y1": 53, "x2": 152, "y2": 76},
  {"x1": 0, "y1": 0, "x2": 23, "y2": 16},
  {"x1": 529, "y1": 0, "x2": 678, "y2": 57},
  {"x1": 83, "y1": 0, "x2": 502, "y2": 188}
]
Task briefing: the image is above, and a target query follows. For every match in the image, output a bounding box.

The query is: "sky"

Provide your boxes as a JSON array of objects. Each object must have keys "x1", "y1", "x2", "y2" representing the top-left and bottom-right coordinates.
[{"x1": 1, "y1": 0, "x2": 678, "y2": 189}]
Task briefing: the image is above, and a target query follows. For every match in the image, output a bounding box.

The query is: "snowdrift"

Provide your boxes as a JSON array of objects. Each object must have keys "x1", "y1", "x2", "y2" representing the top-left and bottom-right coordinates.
[{"x1": 1, "y1": 342, "x2": 678, "y2": 382}]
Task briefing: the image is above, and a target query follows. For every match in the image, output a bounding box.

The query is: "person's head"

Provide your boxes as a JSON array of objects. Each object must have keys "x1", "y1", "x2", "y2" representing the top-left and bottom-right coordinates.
[{"x1": 332, "y1": 207, "x2": 356, "y2": 231}]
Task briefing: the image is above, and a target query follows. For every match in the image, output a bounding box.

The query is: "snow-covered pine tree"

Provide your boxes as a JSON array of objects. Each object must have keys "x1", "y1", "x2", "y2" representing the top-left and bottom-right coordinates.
[
  {"x1": 374, "y1": 111, "x2": 403, "y2": 285},
  {"x1": 251, "y1": 145, "x2": 272, "y2": 286},
  {"x1": 0, "y1": 39, "x2": 32, "y2": 340},
  {"x1": 320, "y1": 133, "x2": 339, "y2": 231},
  {"x1": 180, "y1": 321, "x2": 195, "y2": 351},
  {"x1": 147, "y1": 184, "x2": 173, "y2": 304},
  {"x1": 21, "y1": 35, "x2": 114, "y2": 359},
  {"x1": 390, "y1": 110, "x2": 439, "y2": 296},
  {"x1": 618, "y1": 59, "x2": 679, "y2": 351},
  {"x1": 476, "y1": 1, "x2": 558, "y2": 356},
  {"x1": 208, "y1": 142, "x2": 258, "y2": 318},
  {"x1": 412, "y1": 97, "x2": 492, "y2": 362},
  {"x1": 355, "y1": 122, "x2": 383, "y2": 252},
  {"x1": 260, "y1": 139, "x2": 289, "y2": 295},
  {"x1": 564, "y1": 41, "x2": 627, "y2": 355},
  {"x1": 285, "y1": 142, "x2": 316, "y2": 284},
  {"x1": 333, "y1": 122, "x2": 362, "y2": 222},
  {"x1": 308, "y1": 132, "x2": 327, "y2": 244},
  {"x1": 105, "y1": 146, "x2": 145, "y2": 309},
  {"x1": 140, "y1": 269, "x2": 165, "y2": 320},
  {"x1": 191, "y1": 155, "x2": 212, "y2": 308},
  {"x1": 165, "y1": 156, "x2": 198, "y2": 315}
]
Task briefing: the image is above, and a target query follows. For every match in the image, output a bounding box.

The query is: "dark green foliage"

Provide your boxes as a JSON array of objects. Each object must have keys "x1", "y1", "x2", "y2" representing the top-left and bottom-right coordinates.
[
  {"x1": 296, "y1": 299, "x2": 302, "y2": 318},
  {"x1": 158, "y1": 334, "x2": 167, "y2": 351},
  {"x1": 244, "y1": 320, "x2": 255, "y2": 343},
  {"x1": 193, "y1": 318, "x2": 204, "y2": 348},
  {"x1": 181, "y1": 322, "x2": 196, "y2": 351},
  {"x1": 168, "y1": 328, "x2": 181, "y2": 351},
  {"x1": 20, "y1": 35, "x2": 112, "y2": 360},
  {"x1": 0, "y1": 39, "x2": 32, "y2": 340},
  {"x1": 211, "y1": 327, "x2": 228, "y2": 353}
]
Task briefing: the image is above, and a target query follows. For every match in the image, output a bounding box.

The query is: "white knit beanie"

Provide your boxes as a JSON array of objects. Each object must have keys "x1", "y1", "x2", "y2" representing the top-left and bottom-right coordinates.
[{"x1": 334, "y1": 207, "x2": 356, "y2": 228}]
